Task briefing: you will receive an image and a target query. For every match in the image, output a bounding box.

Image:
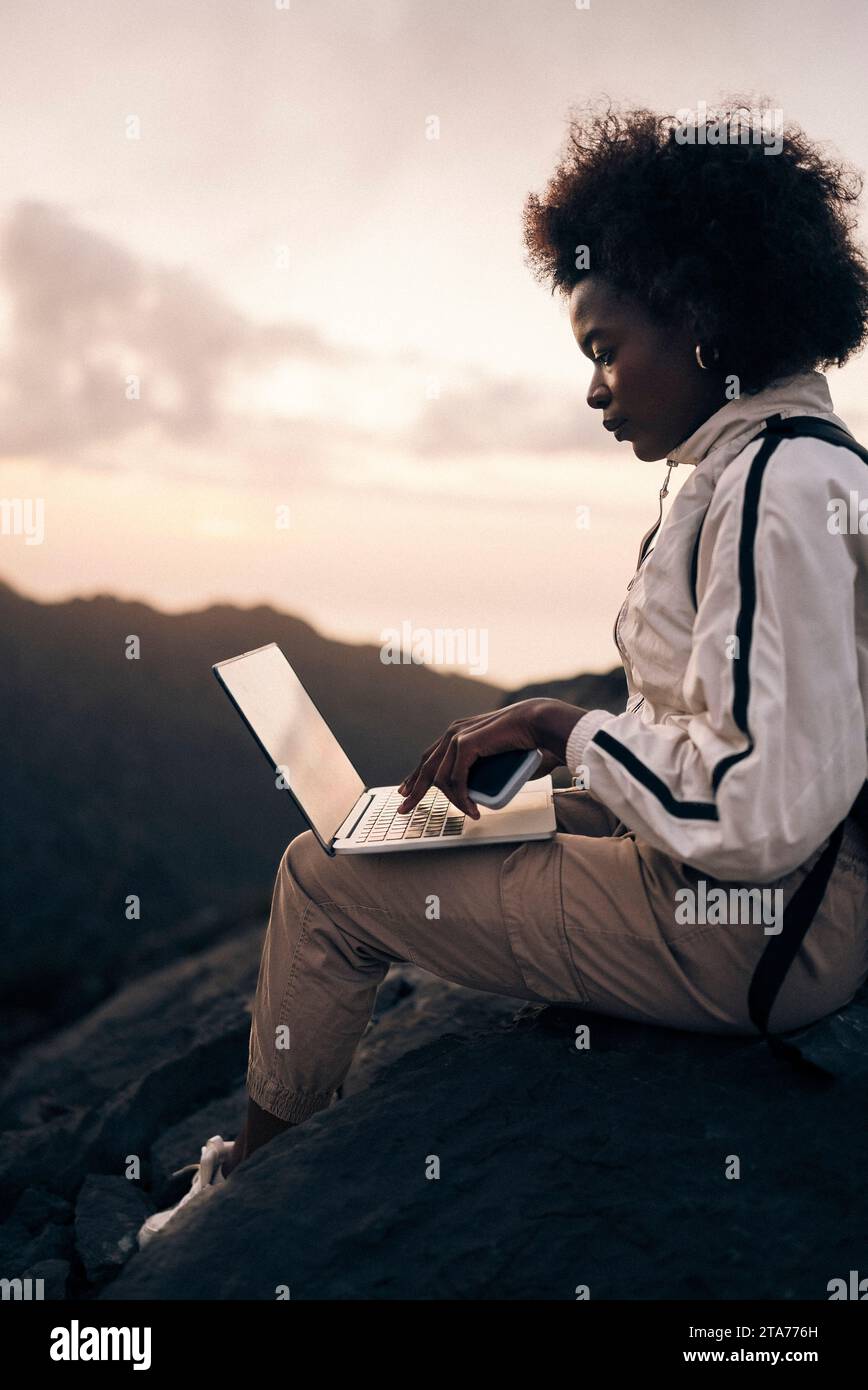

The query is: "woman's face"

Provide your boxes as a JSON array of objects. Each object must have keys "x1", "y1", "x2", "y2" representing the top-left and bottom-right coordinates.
[{"x1": 568, "y1": 275, "x2": 726, "y2": 461}]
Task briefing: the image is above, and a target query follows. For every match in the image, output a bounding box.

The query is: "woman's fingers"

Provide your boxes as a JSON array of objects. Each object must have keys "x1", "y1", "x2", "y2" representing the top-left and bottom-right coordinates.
[
  {"x1": 397, "y1": 715, "x2": 485, "y2": 808},
  {"x1": 398, "y1": 740, "x2": 479, "y2": 819},
  {"x1": 429, "y1": 733, "x2": 480, "y2": 818},
  {"x1": 397, "y1": 740, "x2": 448, "y2": 812},
  {"x1": 397, "y1": 726, "x2": 460, "y2": 797},
  {"x1": 536, "y1": 749, "x2": 562, "y2": 778},
  {"x1": 397, "y1": 703, "x2": 540, "y2": 817},
  {"x1": 398, "y1": 749, "x2": 447, "y2": 813},
  {"x1": 397, "y1": 743, "x2": 437, "y2": 797},
  {"x1": 439, "y1": 731, "x2": 482, "y2": 816},
  {"x1": 443, "y1": 704, "x2": 543, "y2": 813}
]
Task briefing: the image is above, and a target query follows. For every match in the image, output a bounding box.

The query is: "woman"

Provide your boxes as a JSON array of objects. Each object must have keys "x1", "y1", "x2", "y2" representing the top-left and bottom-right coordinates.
[{"x1": 139, "y1": 101, "x2": 868, "y2": 1242}]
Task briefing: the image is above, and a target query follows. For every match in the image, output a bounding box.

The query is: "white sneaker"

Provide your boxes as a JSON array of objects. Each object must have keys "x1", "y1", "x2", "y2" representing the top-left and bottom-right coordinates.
[{"x1": 137, "y1": 1134, "x2": 235, "y2": 1249}]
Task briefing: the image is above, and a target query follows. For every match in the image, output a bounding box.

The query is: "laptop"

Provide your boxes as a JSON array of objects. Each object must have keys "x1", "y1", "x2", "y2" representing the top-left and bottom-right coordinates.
[{"x1": 213, "y1": 642, "x2": 557, "y2": 856}]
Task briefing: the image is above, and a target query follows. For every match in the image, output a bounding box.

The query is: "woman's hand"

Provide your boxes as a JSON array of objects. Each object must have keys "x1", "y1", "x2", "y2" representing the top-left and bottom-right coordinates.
[{"x1": 397, "y1": 698, "x2": 587, "y2": 819}]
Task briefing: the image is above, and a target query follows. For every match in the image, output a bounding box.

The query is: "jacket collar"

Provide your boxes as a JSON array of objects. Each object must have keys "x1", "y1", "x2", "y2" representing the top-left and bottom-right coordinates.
[{"x1": 666, "y1": 369, "x2": 846, "y2": 469}]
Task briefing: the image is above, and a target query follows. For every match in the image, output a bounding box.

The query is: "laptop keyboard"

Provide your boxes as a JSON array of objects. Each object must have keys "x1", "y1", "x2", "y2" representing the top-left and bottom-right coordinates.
[{"x1": 353, "y1": 788, "x2": 466, "y2": 844}]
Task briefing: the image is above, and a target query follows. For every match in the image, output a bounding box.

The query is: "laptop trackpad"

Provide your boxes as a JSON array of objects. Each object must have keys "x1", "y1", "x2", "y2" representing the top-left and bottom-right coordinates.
[{"x1": 465, "y1": 783, "x2": 554, "y2": 836}]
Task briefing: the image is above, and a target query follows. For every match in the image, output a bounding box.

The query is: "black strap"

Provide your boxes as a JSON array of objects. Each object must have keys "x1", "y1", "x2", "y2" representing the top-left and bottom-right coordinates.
[
  {"x1": 747, "y1": 819, "x2": 846, "y2": 1051},
  {"x1": 742, "y1": 412, "x2": 867, "y2": 1055},
  {"x1": 688, "y1": 509, "x2": 706, "y2": 608},
  {"x1": 650, "y1": 409, "x2": 864, "y2": 1056},
  {"x1": 688, "y1": 413, "x2": 868, "y2": 608},
  {"x1": 759, "y1": 412, "x2": 868, "y2": 463}
]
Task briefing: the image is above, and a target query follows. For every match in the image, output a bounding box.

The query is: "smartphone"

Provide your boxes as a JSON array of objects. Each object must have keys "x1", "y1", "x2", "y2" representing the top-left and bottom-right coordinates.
[{"x1": 467, "y1": 748, "x2": 544, "y2": 809}]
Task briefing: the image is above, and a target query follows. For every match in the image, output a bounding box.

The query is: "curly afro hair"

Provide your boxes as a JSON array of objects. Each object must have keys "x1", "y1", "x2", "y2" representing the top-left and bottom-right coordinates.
[{"x1": 522, "y1": 98, "x2": 868, "y2": 392}]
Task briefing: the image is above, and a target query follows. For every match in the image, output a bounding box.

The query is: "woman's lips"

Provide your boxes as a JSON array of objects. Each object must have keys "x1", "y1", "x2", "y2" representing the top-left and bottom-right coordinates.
[{"x1": 603, "y1": 417, "x2": 629, "y2": 440}]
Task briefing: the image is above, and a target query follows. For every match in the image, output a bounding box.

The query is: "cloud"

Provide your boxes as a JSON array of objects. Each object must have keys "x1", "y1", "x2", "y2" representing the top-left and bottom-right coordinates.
[
  {"x1": 0, "y1": 200, "x2": 594, "y2": 480},
  {"x1": 406, "y1": 370, "x2": 589, "y2": 458},
  {"x1": 0, "y1": 200, "x2": 356, "y2": 458}
]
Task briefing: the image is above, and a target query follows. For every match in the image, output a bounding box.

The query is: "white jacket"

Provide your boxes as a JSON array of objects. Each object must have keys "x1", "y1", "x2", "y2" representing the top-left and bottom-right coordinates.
[{"x1": 564, "y1": 370, "x2": 868, "y2": 884}]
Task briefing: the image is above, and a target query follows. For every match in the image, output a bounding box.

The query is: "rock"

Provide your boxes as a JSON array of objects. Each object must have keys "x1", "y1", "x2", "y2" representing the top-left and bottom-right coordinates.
[
  {"x1": 0, "y1": 1216, "x2": 36, "y2": 1274},
  {"x1": 0, "y1": 913, "x2": 517, "y2": 1293},
  {"x1": 20, "y1": 1218, "x2": 73, "y2": 1267},
  {"x1": 101, "y1": 987, "x2": 868, "y2": 1301},
  {"x1": 8, "y1": 1188, "x2": 73, "y2": 1233},
  {"x1": 74, "y1": 1175, "x2": 153, "y2": 1283},
  {"x1": 0, "y1": 920, "x2": 265, "y2": 1131},
  {"x1": 143, "y1": 965, "x2": 525, "y2": 1205},
  {"x1": 780, "y1": 1002, "x2": 868, "y2": 1079},
  {"x1": 3, "y1": 899, "x2": 867, "y2": 1301},
  {"x1": 148, "y1": 1082, "x2": 248, "y2": 1200},
  {"x1": 340, "y1": 963, "x2": 527, "y2": 1101},
  {"x1": 0, "y1": 922, "x2": 264, "y2": 1217},
  {"x1": 0, "y1": 1201, "x2": 73, "y2": 1277}
]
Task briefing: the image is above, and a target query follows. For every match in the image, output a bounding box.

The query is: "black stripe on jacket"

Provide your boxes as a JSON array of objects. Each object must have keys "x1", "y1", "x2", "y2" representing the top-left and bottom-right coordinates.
[
  {"x1": 592, "y1": 414, "x2": 868, "y2": 824},
  {"x1": 589, "y1": 431, "x2": 784, "y2": 820}
]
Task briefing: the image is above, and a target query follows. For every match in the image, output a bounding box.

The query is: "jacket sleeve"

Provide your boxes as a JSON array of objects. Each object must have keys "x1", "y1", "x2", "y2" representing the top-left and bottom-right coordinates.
[{"x1": 564, "y1": 436, "x2": 866, "y2": 883}]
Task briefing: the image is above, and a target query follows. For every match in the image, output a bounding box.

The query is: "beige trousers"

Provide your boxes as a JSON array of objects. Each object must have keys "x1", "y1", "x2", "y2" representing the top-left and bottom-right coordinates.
[{"x1": 247, "y1": 789, "x2": 868, "y2": 1122}]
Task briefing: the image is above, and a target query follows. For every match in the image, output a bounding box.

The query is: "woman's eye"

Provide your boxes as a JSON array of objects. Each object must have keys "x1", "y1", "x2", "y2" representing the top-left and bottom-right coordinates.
[{"x1": 594, "y1": 349, "x2": 614, "y2": 366}]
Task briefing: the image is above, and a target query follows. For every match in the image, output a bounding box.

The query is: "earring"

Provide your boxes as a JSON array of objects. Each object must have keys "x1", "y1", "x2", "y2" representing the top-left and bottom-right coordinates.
[{"x1": 695, "y1": 343, "x2": 720, "y2": 370}]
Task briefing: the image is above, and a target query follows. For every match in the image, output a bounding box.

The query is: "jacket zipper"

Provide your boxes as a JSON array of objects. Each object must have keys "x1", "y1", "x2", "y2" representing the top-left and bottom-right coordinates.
[{"x1": 612, "y1": 460, "x2": 677, "y2": 694}]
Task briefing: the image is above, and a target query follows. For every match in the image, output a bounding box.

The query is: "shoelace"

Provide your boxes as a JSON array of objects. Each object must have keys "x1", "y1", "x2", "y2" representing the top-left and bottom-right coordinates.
[{"x1": 171, "y1": 1136, "x2": 228, "y2": 1180}]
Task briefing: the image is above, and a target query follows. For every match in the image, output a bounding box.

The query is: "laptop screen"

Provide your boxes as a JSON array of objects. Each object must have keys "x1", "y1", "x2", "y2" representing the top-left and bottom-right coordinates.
[{"x1": 214, "y1": 643, "x2": 366, "y2": 847}]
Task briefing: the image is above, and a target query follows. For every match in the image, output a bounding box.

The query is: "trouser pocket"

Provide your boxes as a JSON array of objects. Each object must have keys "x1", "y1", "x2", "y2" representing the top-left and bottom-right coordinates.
[{"x1": 499, "y1": 839, "x2": 591, "y2": 1003}]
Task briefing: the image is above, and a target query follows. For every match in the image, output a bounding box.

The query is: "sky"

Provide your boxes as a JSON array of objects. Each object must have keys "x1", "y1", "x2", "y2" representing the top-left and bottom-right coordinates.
[{"x1": 1, "y1": 0, "x2": 867, "y2": 689}]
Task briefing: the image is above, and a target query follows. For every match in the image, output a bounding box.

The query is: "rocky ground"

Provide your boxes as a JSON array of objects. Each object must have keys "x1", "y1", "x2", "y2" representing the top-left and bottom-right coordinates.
[{"x1": 1, "y1": 910, "x2": 867, "y2": 1301}]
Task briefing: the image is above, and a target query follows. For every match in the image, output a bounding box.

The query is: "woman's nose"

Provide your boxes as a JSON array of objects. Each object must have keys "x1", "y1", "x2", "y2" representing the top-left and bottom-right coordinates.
[{"x1": 587, "y1": 382, "x2": 609, "y2": 410}]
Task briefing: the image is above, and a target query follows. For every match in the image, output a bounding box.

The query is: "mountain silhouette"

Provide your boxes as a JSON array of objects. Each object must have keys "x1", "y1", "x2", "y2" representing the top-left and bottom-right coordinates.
[
  {"x1": 6, "y1": 578, "x2": 863, "y2": 1308},
  {"x1": 0, "y1": 576, "x2": 626, "y2": 1052}
]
